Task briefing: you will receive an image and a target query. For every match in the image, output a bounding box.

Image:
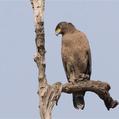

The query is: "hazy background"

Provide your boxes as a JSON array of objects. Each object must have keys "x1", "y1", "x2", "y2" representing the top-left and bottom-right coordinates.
[{"x1": 0, "y1": 0, "x2": 118, "y2": 119}]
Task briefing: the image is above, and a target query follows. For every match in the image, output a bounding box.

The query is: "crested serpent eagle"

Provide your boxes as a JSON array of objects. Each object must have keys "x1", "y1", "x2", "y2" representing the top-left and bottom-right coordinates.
[{"x1": 55, "y1": 22, "x2": 92, "y2": 110}]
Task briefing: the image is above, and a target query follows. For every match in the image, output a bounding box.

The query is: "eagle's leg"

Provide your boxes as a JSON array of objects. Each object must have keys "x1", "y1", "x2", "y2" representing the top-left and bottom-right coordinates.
[
  {"x1": 66, "y1": 63, "x2": 77, "y2": 84},
  {"x1": 69, "y1": 72, "x2": 77, "y2": 83},
  {"x1": 80, "y1": 73, "x2": 90, "y2": 80}
]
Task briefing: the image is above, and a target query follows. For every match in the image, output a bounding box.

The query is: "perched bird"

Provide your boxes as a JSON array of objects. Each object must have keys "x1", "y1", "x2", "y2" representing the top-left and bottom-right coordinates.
[{"x1": 55, "y1": 22, "x2": 92, "y2": 110}]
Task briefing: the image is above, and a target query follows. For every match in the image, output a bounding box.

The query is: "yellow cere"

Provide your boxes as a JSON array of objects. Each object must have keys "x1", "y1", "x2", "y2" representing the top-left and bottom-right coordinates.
[{"x1": 56, "y1": 28, "x2": 61, "y2": 33}]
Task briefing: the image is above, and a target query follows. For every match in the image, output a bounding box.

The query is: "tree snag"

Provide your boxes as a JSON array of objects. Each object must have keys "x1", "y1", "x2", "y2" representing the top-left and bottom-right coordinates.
[
  {"x1": 30, "y1": 0, "x2": 118, "y2": 119},
  {"x1": 31, "y1": 0, "x2": 62, "y2": 119}
]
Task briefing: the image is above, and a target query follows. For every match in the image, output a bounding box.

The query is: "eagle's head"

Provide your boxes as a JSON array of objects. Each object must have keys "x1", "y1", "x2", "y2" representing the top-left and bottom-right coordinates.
[{"x1": 55, "y1": 21, "x2": 76, "y2": 36}]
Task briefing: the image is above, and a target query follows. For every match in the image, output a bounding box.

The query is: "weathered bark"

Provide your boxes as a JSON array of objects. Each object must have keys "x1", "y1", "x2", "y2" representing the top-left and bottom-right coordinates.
[
  {"x1": 31, "y1": 0, "x2": 62, "y2": 119},
  {"x1": 30, "y1": 0, "x2": 118, "y2": 119}
]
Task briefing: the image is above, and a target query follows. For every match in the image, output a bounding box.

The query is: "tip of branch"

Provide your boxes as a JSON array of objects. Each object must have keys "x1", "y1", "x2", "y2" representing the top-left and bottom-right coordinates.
[
  {"x1": 111, "y1": 100, "x2": 119, "y2": 109},
  {"x1": 105, "y1": 83, "x2": 111, "y2": 91},
  {"x1": 106, "y1": 100, "x2": 119, "y2": 110}
]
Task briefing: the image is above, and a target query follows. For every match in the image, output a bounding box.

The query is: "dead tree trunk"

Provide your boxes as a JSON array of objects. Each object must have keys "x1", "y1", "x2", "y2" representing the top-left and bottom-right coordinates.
[
  {"x1": 30, "y1": 0, "x2": 118, "y2": 119},
  {"x1": 30, "y1": 0, "x2": 62, "y2": 119}
]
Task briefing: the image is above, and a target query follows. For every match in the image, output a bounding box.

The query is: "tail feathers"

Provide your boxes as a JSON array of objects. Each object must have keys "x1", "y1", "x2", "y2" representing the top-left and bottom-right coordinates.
[{"x1": 73, "y1": 92, "x2": 85, "y2": 110}]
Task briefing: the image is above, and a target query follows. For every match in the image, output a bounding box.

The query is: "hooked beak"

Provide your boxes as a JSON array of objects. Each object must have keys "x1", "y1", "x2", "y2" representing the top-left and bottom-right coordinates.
[{"x1": 55, "y1": 32, "x2": 60, "y2": 36}]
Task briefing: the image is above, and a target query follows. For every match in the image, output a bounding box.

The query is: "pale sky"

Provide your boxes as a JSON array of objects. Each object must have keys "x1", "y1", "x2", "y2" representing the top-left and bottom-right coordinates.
[{"x1": 0, "y1": 0, "x2": 119, "y2": 119}]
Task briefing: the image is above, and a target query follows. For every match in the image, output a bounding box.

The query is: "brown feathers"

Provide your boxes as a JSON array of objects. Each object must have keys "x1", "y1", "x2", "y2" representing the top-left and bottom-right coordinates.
[{"x1": 55, "y1": 22, "x2": 92, "y2": 110}]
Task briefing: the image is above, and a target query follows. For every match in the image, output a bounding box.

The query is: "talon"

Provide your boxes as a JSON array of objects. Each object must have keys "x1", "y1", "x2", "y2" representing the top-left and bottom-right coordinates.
[{"x1": 79, "y1": 73, "x2": 90, "y2": 80}]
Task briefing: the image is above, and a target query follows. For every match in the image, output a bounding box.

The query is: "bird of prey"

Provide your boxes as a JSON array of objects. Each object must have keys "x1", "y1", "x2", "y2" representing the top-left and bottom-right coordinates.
[{"x1": 55, "y1": 22, "x2": 92, "y2": 110}]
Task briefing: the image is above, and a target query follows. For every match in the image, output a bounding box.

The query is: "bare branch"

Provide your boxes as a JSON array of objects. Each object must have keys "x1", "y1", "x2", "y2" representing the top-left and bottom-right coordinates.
[{"x1": 62, "y1": 80, "x2": 119, "y2": 110}]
